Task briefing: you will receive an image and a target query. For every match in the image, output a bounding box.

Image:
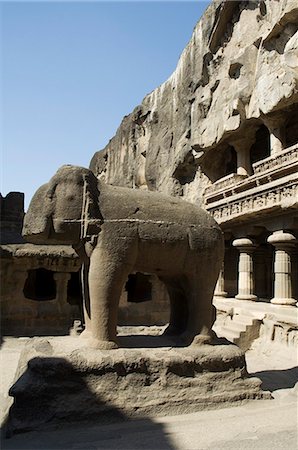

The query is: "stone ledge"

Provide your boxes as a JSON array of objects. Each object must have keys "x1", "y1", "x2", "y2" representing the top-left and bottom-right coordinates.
[{"x1": 214, "y1": 297, "x2": 298, "y2": 325}]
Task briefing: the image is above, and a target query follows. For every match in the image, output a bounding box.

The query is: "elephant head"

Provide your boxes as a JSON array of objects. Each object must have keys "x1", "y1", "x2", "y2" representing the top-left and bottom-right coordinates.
[{"x1": 23, "y1": 165, "x2": 102, "y2": 246}]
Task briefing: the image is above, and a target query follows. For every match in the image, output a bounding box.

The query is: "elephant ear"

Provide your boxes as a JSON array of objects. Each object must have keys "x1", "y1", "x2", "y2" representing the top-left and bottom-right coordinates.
[
  {"x1": 81, "y1": 171, "x2": 103, "y2": 239},
  {"x1": 22, "y1": 183, "x2": 54, "y2": 239}
]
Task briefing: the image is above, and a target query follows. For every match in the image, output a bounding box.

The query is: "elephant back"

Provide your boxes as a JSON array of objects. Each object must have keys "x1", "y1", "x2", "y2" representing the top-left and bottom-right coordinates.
[{"x1": 98, "y1": 183, "x2": 218, "y2": 229}]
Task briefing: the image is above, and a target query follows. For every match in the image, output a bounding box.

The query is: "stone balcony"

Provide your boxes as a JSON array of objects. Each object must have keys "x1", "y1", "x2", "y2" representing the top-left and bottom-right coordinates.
[{"x1": 204, "y1": 144, "x2": 298, "y2": 226}]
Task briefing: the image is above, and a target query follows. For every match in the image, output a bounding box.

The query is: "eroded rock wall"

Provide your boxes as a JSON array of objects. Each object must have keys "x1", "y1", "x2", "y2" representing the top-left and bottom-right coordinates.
[{"x1": 90, "y1": 0, "x2": 298, "y2": 204}]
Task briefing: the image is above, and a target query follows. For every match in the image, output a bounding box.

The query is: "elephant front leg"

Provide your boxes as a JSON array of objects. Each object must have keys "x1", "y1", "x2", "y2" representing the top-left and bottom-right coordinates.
[{"x1": 88, "y1": 245, "x2": 133, "y2": 350}]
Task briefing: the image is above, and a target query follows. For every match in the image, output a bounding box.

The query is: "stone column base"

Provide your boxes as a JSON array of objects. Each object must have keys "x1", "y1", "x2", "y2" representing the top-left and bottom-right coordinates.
[
  {"x1": 215, "y1": 291, "x2": 228, "y2": 298},
  {"x1": 270, "y1": 297, "x2": 297, "y2": 306},
  {"x1": 235, "y1": 294, "x2": 258, "y2": 301}
]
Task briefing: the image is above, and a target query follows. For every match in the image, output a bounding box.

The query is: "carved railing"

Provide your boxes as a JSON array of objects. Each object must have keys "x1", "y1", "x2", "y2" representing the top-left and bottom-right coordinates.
[
  {"x1": 252, "y1": 145, "x2": 298, "y2": 175},
  {"x1": 204, "y1": 173, "x2": 247, "y2": 197},
  {"x1": 204, "y1": 144, "x2": 298, "y2": 225}
]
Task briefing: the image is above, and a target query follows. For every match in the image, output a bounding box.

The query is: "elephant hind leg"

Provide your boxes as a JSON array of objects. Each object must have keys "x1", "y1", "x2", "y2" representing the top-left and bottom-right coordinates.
[
  {"x1": 159, "y1": 277, "x2": 188, "y2": 337},
  {"x1": 180, "y1": 272, "x2": 217, "y2": 346}
]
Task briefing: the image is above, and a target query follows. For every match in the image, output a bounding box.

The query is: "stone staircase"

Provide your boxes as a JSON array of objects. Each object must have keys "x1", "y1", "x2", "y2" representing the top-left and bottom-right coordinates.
[{"x1": 213, "y1": 312, "x2": 262, "y2": 352}]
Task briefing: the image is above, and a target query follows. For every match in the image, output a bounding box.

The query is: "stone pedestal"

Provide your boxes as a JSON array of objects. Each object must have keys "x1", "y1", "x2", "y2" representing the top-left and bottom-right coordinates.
[
  {"x1": 233, "y1": 238, "x2": 257, "y2": 301},
  {"x1": 6, "y1": 334, "x2": 270, "y2": 435},
  {"x1": 267, "y1": 231, "x2": 297, "y2": 306}
]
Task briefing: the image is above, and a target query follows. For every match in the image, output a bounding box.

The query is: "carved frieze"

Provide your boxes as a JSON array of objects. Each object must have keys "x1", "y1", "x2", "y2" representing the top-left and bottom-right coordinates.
[{"x1": 209, "y1": 182, "x2": 298, "y2": 224}]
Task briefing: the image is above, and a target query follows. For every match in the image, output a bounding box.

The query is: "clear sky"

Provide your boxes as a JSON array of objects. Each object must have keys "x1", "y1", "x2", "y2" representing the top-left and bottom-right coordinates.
[{"x1": 1, "y1": 0, "x2": 209, "y2": 209}]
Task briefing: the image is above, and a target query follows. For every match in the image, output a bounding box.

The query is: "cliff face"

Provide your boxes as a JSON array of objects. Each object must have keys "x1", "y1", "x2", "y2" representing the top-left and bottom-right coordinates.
[{"x1": 90, "y1": 0, "x2": 298, "y2": 205}]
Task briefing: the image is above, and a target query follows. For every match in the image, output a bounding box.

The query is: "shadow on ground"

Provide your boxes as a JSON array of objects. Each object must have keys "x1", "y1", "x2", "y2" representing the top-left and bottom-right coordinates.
[
  {"x1": 250, "y1": 366, "x2": 298, "y2": 391},
  {"x1": 118, "y1": 334, "x2": 180, "y2": 348},
  {"x1": 1, "y1": 356, "x2": 176, "y2": 450},
  {"x1": 118, "y1": 333, "x2": 234, "y2": 348}
]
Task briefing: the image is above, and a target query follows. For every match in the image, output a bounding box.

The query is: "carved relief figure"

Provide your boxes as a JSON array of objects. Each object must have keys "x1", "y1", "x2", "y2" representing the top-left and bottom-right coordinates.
[{"x1": 23, "y1": 165, "x2": 224, "y2": 349}]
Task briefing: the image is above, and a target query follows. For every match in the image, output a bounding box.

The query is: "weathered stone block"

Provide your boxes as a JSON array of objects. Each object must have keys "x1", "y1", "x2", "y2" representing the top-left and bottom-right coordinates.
[{"x1": 6, "y1": 336, "x2": 270, "y2": 434}]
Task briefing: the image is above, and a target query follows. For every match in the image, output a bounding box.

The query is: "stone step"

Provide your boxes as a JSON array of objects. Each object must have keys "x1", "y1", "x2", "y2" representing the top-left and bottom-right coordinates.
[
  {"x1": 217, "y1": 316, "x2": 262, "y2": 351},
  {"x1": 227, "y1": 321, "x2": 248, "y2": 333},
  {"x1": 231, "y1": 314, "x2": 254, "y2": 326},
  {"x1": 218, "y1": 327, "x2": 240, "y2": 343}
]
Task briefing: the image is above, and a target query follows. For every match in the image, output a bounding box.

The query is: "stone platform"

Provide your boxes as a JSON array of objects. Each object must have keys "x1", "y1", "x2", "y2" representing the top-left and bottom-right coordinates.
[{"x1": 6, "y1": 334, "x2": 270, "y2": 434}]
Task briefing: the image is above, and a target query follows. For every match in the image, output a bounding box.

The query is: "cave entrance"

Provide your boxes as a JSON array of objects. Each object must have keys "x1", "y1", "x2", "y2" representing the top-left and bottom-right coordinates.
[
  {"x1": 23, "y1": 268, "x2": 56, "y2": 301},
  {"x1": 200, "y1": 144, "x2": 238, "y2": 183}
]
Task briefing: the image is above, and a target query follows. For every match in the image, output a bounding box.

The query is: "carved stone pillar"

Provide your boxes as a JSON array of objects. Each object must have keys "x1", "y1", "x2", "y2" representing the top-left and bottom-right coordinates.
[
  {"x1": 214, "y1": 262, "x2": 227, "y2": 298},
  {"x1": 233, "y1": 238, "x2": 257, "y2": 301},
  {"x1": 263, "y1": 116, "x2": 285, "y2": 156},
  {"x1": 232, "y1": 139, "x2": 254, "y2": 177},
  {"x1": 15, "y1": 270, "x2": 30, "y2": 298},
  {"x1": 53, "y1": 272, "x2": 71, "y2": 313},
  {"x1": 267, "y1": 231, "x2": 297, "y2": 306}
]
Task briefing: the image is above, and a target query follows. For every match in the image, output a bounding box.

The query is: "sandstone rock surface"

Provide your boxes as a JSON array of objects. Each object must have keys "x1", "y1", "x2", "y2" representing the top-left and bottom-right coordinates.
[{"x1": 90, "y1": 0, "x2": 298, "y2": 204}]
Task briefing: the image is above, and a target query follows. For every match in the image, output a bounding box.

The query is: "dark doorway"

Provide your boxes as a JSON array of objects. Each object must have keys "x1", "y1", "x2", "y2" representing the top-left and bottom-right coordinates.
[
  {"x1": 285, "y1": 107, "x2": 298, "y2": 148},
  {"x1": 250, "y1": 125, "x2": 270, "y2": 164},
  {"x1": 67, "y1": 271, "x2": 83, "y2": 305},
  {"x1": 254, "y1": 244, "x2": 274, "y2": 301},
  {"x1": 23, "y1": 268, "x2": 56, "y2": 301},
  {"x1": 225, "y1": 145, "x2": 237, "y2": 176}
]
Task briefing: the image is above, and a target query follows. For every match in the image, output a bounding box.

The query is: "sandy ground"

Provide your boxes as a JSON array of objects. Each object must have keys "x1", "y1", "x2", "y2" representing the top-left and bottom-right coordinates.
[{"x1": 0, "y1": 335, "x2": 297, "y2": 450}]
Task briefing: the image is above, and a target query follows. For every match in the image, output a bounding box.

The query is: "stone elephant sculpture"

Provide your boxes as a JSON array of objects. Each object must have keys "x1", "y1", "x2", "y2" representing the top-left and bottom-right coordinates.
[{"x1": 23, "y1": 165, "x2": 224, "y2": 349}]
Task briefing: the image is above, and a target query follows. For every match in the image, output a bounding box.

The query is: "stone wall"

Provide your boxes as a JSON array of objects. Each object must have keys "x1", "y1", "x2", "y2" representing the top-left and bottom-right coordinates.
[
  {"x1": 0, "y1": 192, "x2": 24, "y2": 244},
  {"x1": 0, "y1": 244, "x2": 82, "y2": 336}
]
